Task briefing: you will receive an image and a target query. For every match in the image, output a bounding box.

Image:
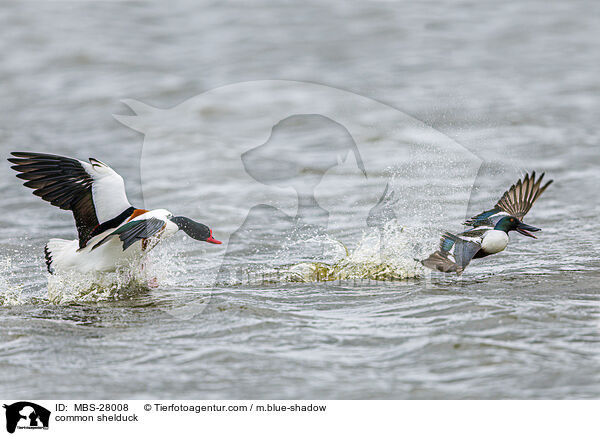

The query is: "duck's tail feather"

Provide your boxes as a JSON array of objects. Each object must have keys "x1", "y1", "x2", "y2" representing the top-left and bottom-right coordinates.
[
  {"x1": 44, "y1": 238, "x2": 73, "y2": 274},
  {"x1": 421, "y1": 251, "x2": 463, "y2": 275}
]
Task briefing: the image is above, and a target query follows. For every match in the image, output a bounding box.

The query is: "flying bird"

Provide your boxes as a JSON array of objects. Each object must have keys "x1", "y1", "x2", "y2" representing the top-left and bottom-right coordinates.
[
  {"x1": 422, "y1": 172, "x2": 553, "y2": 275},
  {"x1": 9, "y1": 152, "x2": 221, "y2": 274}
]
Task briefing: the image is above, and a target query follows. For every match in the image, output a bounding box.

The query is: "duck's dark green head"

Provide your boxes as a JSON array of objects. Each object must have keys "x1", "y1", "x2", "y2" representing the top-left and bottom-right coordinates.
[{"x1": 494, "y1": 216, "x2": 541, "y2": 238}]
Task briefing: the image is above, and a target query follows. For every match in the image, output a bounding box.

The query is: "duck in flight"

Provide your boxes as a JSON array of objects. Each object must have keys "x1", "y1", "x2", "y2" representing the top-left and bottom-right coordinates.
[
  {"x1": 422, "y1": 172, "x2": 553, "y2": 275},
  {"x1": 9, "y1": 152, "x2": 221, "y2": 274}
]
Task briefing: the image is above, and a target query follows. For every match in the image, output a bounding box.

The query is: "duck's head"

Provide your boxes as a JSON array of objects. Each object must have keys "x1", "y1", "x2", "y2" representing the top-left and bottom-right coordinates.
[
  {"x1": 494, "y1": 216, "x2": 541, "y2": 238},
  {"x1": 171, "y1": 216, "x2": 222, "y2": 244}
]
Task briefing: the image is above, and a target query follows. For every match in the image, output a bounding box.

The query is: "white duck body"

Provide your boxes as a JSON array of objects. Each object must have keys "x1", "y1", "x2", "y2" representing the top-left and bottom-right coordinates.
[
  {"x1": 10, "y1": 152, "x2": 221, "y2": 276},
  {"x1": 480, "y1": 229, "x2": 509, "y2": 255},
  {"x1": 46, "y1": 209, "x2": 179, "y2": 274}
]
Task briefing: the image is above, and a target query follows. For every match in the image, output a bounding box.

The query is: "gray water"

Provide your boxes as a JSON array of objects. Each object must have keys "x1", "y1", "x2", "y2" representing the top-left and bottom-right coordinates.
[{"x1": 0, "y1": 1, "x2": 599, "y2": 399}]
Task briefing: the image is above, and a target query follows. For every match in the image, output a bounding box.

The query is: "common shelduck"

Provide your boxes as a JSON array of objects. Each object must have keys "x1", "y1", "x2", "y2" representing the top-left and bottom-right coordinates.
[
  {"x1": 422, "y1": 172, "x2": 553, "y2": 275},
  {"x1": 9, "y1": 152, "x2": 222, "y2": 274}
]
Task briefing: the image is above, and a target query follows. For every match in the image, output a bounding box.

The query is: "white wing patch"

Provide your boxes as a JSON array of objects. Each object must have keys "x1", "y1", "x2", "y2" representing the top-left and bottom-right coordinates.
[{"x1": 82, "y1": 159, "x2": 132, "y2": 223}]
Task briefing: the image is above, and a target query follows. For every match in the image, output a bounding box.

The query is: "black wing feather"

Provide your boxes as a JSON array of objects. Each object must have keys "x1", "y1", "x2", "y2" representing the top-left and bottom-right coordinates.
[{"x1": 9, "y1": 152, "x2": 99, "y2": 248}]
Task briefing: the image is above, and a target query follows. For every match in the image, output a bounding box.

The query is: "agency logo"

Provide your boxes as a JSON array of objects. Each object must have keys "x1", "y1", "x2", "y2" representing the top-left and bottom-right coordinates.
[{"x1": 3, "y1": 402, "x2": 50, "y2": 434}]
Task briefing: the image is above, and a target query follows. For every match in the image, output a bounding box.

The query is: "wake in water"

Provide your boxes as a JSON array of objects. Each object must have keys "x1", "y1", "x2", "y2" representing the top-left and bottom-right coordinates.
[
  {"x1": 221, "y1": 221, "x2": 432, "y2": 285},
  {"x1": 2, "y1": 220, "x2": 433, "y2": 305},
  {"x1": 44, "y1": 223, "x2": 431, "y2": 295},
  {"x1": 283, "y1": 221, "x2": 428, "y2": 282}
]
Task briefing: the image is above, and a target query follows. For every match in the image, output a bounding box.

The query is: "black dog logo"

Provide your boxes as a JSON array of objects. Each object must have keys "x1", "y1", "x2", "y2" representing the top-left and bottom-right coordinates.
[{"x1": 3, "y1": 402, "x2": 50, "y2": 434}]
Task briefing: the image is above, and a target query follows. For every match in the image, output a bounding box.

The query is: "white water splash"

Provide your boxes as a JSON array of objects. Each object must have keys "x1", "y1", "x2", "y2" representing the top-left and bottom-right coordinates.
[
  {"x1": 247, "y1": 221, "x2": 432, "y2": 283},
  {"x1": 331, "y1": 222, "x2": 429, "y2": 280},
  {"x1": 0, "y1": 257, "x2": 25, "y2": 306},
  {"x1": 47, "y1": 264, "x2": 148, "y2": 304},
  {"x1": 46, "y1": 242, "x2": 186, "y2": 304}
]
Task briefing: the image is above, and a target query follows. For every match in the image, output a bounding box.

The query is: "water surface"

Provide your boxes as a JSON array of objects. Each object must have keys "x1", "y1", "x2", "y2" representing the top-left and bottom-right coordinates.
[{"x1": 0, "y1": 1, "x2": 598, "y2": 399}]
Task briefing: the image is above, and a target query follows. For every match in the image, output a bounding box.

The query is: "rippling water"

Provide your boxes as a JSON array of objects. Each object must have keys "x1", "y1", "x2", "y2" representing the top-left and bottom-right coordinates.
[{"x1": 0, "y1": 1, "x2": 598, "y2": 399}]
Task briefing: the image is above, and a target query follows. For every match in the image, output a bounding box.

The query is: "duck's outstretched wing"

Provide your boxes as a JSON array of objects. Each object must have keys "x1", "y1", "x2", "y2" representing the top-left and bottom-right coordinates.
[
  {"x1": 464, "y1": 172, "x2": 553, "y2": 227},
  {"x1": 9, "y1": 152, "x2": 133, "y2": 248},
  {"x1": 422, "y1": 231, "x2": 483, "y2": 275},
  {"x1": 495, "y1": 171, "x2": 553, "y2": 219},
  {"x1": 92, "y1": 217, "x2": 166, "y2": 251}
]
